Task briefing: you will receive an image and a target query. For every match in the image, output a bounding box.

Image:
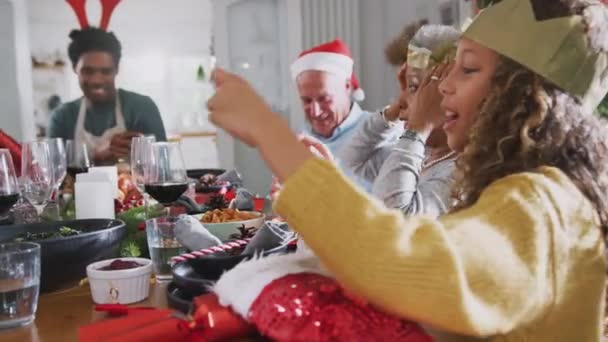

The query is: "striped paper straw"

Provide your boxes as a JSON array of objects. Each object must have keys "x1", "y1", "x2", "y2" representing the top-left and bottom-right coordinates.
[{"x1": 171, "y1": 238, "x2": 252, "y2": 263}]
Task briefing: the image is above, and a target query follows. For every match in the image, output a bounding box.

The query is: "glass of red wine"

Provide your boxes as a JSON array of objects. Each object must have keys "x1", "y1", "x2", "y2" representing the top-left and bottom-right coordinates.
[
  {"x1": 144, "y1": 142, "x2": 188, "y2": 216},
  {"x1": 0, "y1": 149, "x2": 20, "y2": 222},
  {"x1": 65, "y1": 140, "x2": 91, "y2": 178},
  {"x1": 21, "y1": 141, "x2": 54, "y2": 217}
]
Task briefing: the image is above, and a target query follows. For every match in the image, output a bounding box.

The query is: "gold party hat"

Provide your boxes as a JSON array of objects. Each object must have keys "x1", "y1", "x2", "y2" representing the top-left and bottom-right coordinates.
[
  {"x1": 407, "y1": 42, "x2": 456, "y2": 70},
  {"x1": 463, "y1": 0, "x2": 608, "y2": 111}
]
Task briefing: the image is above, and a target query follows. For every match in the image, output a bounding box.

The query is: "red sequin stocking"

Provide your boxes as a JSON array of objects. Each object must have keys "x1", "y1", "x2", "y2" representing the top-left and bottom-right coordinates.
[{"x1": 249, "y1": 273, "x2": 433, "y2": 342}]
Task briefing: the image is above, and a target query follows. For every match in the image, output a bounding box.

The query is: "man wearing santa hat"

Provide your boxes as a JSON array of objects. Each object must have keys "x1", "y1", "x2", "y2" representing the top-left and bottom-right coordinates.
[
  {"x1": 290, "y1": 39, "x2": 378, "y2": 191},
  {"x1": 292, "y1": 39, "x2": 371, "y2": 159}
]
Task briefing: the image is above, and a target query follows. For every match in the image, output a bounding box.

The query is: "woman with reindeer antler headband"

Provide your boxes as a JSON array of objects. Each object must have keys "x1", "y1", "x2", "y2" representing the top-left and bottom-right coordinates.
[{"x1": 48, "y1": 0, "x2": 166, "y2": 165}]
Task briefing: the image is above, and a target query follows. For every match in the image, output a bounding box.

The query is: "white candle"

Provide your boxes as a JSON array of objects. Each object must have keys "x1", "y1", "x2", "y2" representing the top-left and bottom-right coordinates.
[
  {"x1": 88, "y1": 166, "x2": 119, "y2": 197},
  {"x1": 75, "y1": 172, "x2": 115, "y2": 219}
]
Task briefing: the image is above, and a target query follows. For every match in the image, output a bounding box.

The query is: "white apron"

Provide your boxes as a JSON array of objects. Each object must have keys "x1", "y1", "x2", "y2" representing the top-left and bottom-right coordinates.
[{"x1": 74, "y1": 93, "x2": 126, "y2": 156}]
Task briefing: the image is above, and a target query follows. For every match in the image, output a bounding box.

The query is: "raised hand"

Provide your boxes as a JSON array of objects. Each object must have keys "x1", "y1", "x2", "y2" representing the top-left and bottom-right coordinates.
[
  {"x1": 298, "y1": 134, "x2": 334, "y2": 161},
  {"x1": 207, "y1": 69, "x2": 276, "y2": 147},
  {"x1": 406, "y1": 63, "x2": 453, "y2": 136},
  {"x1": 207, "y1": 68, "x2": 313, "y2": 183}
]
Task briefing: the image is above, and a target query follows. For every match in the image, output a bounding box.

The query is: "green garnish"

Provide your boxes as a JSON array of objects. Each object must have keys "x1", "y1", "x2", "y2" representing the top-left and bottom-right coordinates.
[{"x1": 14, "y1": 226, "x2": 81, "y2": 242}]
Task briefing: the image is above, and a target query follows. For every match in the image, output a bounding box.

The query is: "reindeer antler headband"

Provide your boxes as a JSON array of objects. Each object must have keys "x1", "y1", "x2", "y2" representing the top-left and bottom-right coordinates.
[{"x1": 66, "y1": 0, "x2": 122, "y2": 31}]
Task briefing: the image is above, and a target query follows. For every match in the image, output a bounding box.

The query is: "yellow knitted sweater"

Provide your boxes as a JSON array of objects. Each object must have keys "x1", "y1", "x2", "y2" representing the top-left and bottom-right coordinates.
[{"x1": 275, "y1": 159, "x2": 606, "y2": 341}]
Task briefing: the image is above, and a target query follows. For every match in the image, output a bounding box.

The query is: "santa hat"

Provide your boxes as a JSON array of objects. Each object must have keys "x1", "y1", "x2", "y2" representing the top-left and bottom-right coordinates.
[{"x1": 291, "y1": 39, "x2": 366, "y2": 102}]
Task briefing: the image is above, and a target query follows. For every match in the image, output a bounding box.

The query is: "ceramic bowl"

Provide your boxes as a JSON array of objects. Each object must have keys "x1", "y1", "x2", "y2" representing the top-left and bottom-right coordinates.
[{"x1": 86, "y1": 257, "x2": 152, "y2": 304}]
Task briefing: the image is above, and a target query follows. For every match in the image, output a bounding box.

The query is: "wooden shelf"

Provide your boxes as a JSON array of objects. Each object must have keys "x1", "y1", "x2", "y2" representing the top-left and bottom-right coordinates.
[{"x1": 168, "y1": 131, "x2": 217, "y2": 142}]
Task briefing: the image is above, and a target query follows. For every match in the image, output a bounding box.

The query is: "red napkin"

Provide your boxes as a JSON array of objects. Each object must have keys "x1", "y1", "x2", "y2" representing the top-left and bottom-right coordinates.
[
  {"x1": 78, "y1": 309, "x2": 202, "y2": 342},
  {"x1": 192, "y1": 293, "x2": 255, "y2": 341},
  {"x1": 79, "y1": 295, "x2": 253, "y2": 341}
]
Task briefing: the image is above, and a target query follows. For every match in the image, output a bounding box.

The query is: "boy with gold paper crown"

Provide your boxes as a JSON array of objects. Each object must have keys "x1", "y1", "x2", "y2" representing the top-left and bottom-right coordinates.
[{"x1": 81, "y1": 0, "x2": 608, "y2": 340}]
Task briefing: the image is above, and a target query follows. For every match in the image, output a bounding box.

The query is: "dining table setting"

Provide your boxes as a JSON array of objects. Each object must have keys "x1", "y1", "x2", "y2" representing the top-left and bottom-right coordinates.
[{"x1": 0, "y1": 136, "x2": 295, "y2": 341}]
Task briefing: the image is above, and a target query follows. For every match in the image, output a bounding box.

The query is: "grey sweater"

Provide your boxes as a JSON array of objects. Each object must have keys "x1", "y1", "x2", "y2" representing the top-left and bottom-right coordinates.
[{"x1": 340, "y1": 112, "x2": 456, "y2": 217}]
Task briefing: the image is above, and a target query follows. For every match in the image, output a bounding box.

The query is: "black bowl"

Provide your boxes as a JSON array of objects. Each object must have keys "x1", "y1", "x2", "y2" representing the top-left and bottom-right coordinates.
[
  {"x1": 172, "y1": 252, "x2": 251, "y2": 298},
  {"x1": 166, "y1": 282, "x2": 193, "y2": 314},
  {"x1": 172, "y1": 243, "x2": 292, "y2": 298},
  {"x1": 0, "y1": 219, "x2": 126, "y2": 293}
]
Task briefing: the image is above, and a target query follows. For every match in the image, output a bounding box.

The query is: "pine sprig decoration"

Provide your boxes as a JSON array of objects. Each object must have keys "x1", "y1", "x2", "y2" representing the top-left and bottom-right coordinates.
[
  {"x1": 205, "y1": 193, "x2": 229, "y2": 210},
  {"x1": 121, "y1": 242, "x2": 141, "y2": 257}
]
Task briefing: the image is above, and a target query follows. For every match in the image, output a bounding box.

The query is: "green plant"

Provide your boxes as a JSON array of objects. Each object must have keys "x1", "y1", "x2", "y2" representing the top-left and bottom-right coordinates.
[{"x1": 116, "y1": 205, "x2": 165, "y2": 257}]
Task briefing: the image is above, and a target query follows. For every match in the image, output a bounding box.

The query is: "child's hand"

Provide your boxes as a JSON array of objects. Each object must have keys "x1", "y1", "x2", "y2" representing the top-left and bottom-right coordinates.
[
  {"x1": 207, "y1": 69, "x2": 276, "y2": 147},
  {"x1": 298, "y1": 135, "x2": 334, "y2": 161}
]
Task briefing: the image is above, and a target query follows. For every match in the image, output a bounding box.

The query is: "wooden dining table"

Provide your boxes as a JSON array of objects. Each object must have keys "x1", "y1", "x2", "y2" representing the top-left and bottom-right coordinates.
[{"x1": 0, "y1": 282, "x2": 170, "y2": 342}]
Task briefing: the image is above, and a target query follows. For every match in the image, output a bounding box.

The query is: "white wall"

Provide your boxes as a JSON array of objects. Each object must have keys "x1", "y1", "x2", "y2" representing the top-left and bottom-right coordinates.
[
  {"x1": 0, "y1": 0, "x2": 36, "y2": 142},
  {"x1": 28, "y1": 0, "x2": 212, "y2": 58},
  {"x1": 26, "y1": 0, "x2": 215, "y2": 134},
  {"x1": 212, "y1": 0, "x2": 304, "y2": 195}
]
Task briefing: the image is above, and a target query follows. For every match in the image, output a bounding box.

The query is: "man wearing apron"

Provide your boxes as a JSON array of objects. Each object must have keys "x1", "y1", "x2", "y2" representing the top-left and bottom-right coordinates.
[{"x1": 48, "y1": 27, "x2": 166, "y2": 165}]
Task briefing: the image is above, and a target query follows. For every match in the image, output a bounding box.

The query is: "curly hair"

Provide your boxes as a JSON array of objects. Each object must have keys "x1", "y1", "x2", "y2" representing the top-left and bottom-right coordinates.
[
  {"x1": 67, "y1": 27, "x2": 122, "y2": 68},
  {"x1": 451, "y1": 0, "x2": 608, "y2": 240},
  {"x1": 452, "y1": 57, "x2": 608, "y2": 235}
]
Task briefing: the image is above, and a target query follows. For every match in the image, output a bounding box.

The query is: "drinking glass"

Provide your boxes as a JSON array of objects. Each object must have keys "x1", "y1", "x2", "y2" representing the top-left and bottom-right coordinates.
[
  {"x1": 130, "y1": 136, "x2": 156, "y2": 194},
  {"x1": 145, "y1": 218, "x2": 186, "y2": 282},
  {"x1": 0, "y1": 150, "x2": 20, "y2": 222},
  {"x1": 46, "y1": 138, "x2": 67, "y2": 192},
  {"x1": 144, "y1": 142, "x2": 188, "y2": 216},
  {"x1": 131, "y1": 136, "x2": 156, "y2": 218},
  {"x1": 65, "y1": 140, "x2": 91, "y2": 178},
  {"x1": 21, "y1": 141, "x2": 53, "y2": 216},
  {"x1": 0, "y1": 242, "x2": 40, "y2": 329},
  {"x1": 44, "y1": 138, "x2": 66, "y2": 220}
]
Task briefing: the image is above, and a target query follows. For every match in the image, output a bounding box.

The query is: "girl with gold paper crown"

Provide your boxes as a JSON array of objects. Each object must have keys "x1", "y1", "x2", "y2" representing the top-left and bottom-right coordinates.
[{"x1": 188, "y1": 0, "x2": 608, "y2": 341}]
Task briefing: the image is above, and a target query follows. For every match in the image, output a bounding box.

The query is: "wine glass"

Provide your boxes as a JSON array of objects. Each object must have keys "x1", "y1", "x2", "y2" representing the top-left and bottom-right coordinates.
[
  {"x1": 130, "y1": 136, "x2": 156, "y2": 194},
  {"x1": 21, "y1": 141, "x2": 54, "y2": 216},
  {"x1": 45, "y1": 138, "x2": 67, "y2": 219},
  {"x1": 144, "y1": 142, "x2": 188, "y2": 215},
  {"x1": 65, "y1": 140, "x2": 91, "y2": 178},
  {"x1": 47, "y1": 138, "x2": 67, "y2": 190},
  {"x1": 0, "y1": 149, "x2": 20, "y2": 222},
  {"x1": 131, "y1": 136, "x2": 155, "y2": 217}
]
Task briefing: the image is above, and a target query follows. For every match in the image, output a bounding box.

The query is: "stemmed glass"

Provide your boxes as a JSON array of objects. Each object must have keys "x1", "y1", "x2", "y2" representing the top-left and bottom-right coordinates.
[
  {"x1": 0, "y1": 149, "x2": 20, "y2": 222},
  {"x1": 144, "y1": 142, "x2": 188, "y2": 216},
  {"x1": 21, "y1": 141, "x2": 54, "y2": 217},
  {"x1": 130, "y1": 136, "x2": 156, "y2": 217},
  {"x1": 65, "y1": 140, "x2": 91, "y2": 178},
  {"x1": 47, "y1": 138, "x2": 67, "y2": 190},
  {"x1": 45, "y1": 138, "x2": 67, "y2": 219}
]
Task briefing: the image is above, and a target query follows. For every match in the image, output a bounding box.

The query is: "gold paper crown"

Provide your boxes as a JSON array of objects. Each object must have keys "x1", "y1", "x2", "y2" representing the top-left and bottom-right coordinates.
[
  {"x1": 407, "y1": 42, "x2": 456, "y2": 70},
  {"x1": 463, "y1": 0, "x2": 608, "y2": 112}
]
